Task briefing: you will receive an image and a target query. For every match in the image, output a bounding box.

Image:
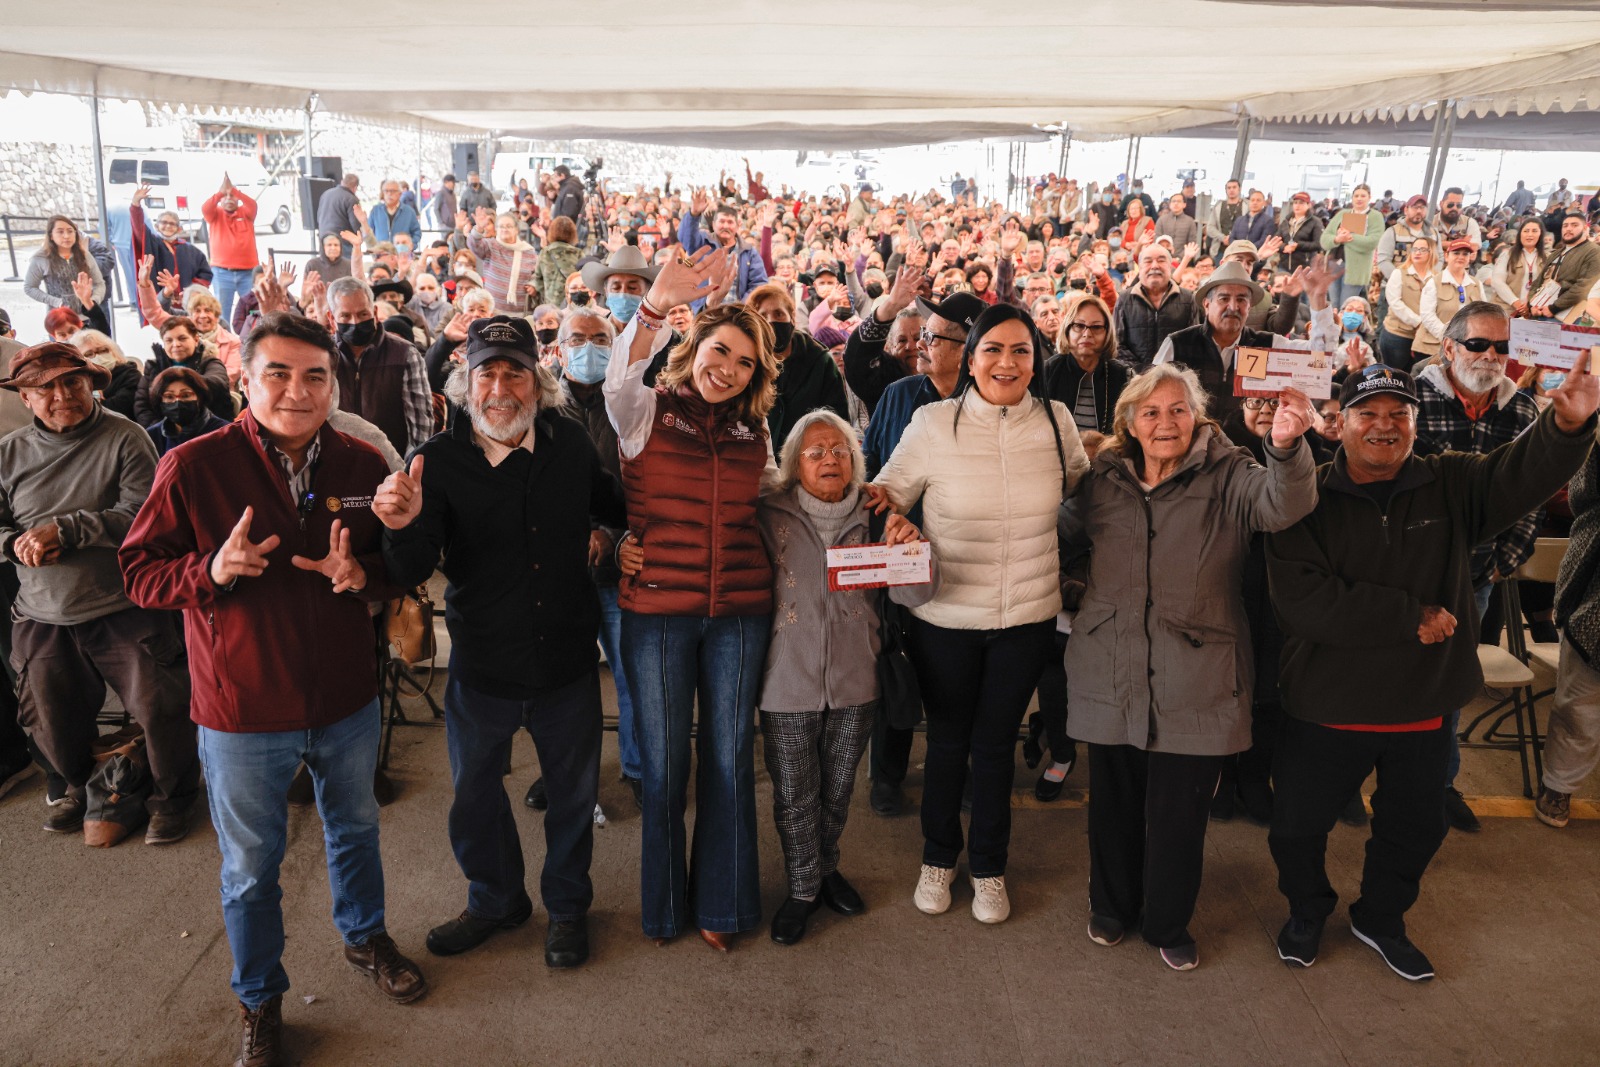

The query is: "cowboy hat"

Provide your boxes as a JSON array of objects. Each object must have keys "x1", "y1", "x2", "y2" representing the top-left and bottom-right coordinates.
[
  {"x1": 1194, "y1": 260, "x2": 1264, "y2": 306},
  {"x1": 580, "y1": 245, "x2": 662, "y2": 293}
]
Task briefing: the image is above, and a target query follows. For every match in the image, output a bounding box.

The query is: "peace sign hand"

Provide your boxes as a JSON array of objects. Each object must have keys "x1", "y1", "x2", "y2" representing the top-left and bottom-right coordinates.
[
  {"x1": 291, "y1": 519, "x2": 367, "y2": 593},
  {"x1": 210, "y1": 507, "x2": 281, "y2": 586}
]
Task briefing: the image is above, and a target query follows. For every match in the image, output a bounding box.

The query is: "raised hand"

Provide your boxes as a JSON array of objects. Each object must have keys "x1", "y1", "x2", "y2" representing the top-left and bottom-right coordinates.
[
  {"x1": 646, "y1": 245, "x2": 729, "y2": 310},
  {"x1": 1269, "y1": 386, "x2": 1316, "y2": 449},
  {"x1": 290, "y1": 519, "x2": 366, "y2": 593},
  {"x1": 137, "y1": 254, "x2": 154, "y2": 287},
  {"x1": 253, "y1": 268, "x2": 289, "y2": 315},
  {"x1": 442, "y1": 313, "x2": 471, "y2": 344},
  {"x1": 1548, "y1": 345, "x2": 1600, "y2": 434},
  {"x1": 1299, "y1": 253, "x2": 1343, "y2": 309},
  {"x1": 701, "y1": 247, "x2": 739, "y2": 307},
  {"x1": 210, "y1": 507, "x2": 281, "y2": 585},
  {"x1": 352, "y1": 202, "x2": 368, "y2": 225},
  {"x1": 300, "y1": 269, "x2": 326, "y2": 314},
  {"x1": 879, "y1": 262, "x2": 927, "y2": 321},
  {"x1": 156, "y1": 268, "x2": 181, "y2": 297},
  {"x1": 373, "y1": 455, "x2": 425, "y2": 530},
  {"x1": 276, "y1": 260, "x2": 298, "y2": 291},
  {"x1": 690, "y1": 188, "x2": 710, "y2": 216},
  {"x1": 454, "y1": 210, "x2": 469, "y2": 232},
  {"x1": 1257, "y1": 234, "x2": 1284, "y2": 259},
  {"x1": 132, "y1": 183, "x2": 151, "y2": 206},
  {"x1": 71, "y1": 271, "x2": 95, "y2": 308}
]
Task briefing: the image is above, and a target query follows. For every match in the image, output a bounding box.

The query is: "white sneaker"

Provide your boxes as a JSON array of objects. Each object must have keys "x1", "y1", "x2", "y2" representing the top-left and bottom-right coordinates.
[
  {"x1": 913, "y1": 864, "x2": 955, "y2": 914},
  {"x1": 970, "y1": 875, "x2": 1010, "y2": 924}
]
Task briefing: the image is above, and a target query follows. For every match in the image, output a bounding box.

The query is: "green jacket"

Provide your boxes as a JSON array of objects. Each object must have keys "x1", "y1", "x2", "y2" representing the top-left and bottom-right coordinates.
[
  {"x1": 1267, "y1": 407, "x2": 1596, "y2": 726},
  {"x1": 533, "y1": 240, "x2": 581, "y2": 307},
  {"x1": 1318, "y1": 209, "x2": 1385, "y2": 287}
]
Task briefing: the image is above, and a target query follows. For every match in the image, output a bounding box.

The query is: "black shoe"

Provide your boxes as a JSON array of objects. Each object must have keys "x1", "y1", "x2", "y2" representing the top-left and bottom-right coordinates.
[
  {"x1": 1034, "y1": 758, "x2": 1074, "y2": 803},
  {"x1": 1351, "y1": 921, "x2": 1434, "y2": 981},
  {"x1": 1529, "y1": 619, "x2": 1560, "y2": 644},
  {"x1": 373, "y1": 768, "x2": 396, "y2": 807},
  {"x1": 286, "y1": 764, "x2": 314, "y2": 805},
  {"x1": 43, "y1": 793, "x2": 84, "y2": 833},
  {"x1": 426, "y1": 896, "x2": 535, "y2": 956},
  {"x1": 1087, "y1": 912, "x2": 1124, "y2": 946},
  {"x1": 1208, "y1": 785, "x2": 1235, "y2": 822},
  {"x1": 819, "y1": 871, "x2": 865, "y2": 916},
  {"x1": 524, "y1": 776, "x2": 548, "y2": 811},
  {"x1": 622, "y1": 775, "x2": 642, "y2": 809},
  {"x1": 1276, "y1": 916, "x2": 1324, "y2": 968},
  {"x1": 869, "y1": 779, "x2": 902, "y2": 817},
  {"x1": 544, "y1": 916, "x2": 589, "y2": 969},
  {"x1": 769, "y1": 896, "x2": 820, "y2": 946},
  {"x1": 1339, "y1": 792, "x2": 1368, "y2": 828},
  {"x1": 1237, "y1": 778, "x2": 1274, "y2": 826},
  {"x1": 1443, "y1": 787, "x2": 1480, "y2": 833},
  {"x1": 1022, "y1": 712, "x2": 1045, "y2": 769}
]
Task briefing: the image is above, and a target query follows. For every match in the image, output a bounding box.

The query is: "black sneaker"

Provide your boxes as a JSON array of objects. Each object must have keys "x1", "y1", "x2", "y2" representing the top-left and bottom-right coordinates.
[
  {"x1": 1443, "y1": 787, "x2": 1480, "y2": 833},
  {"x1": 43, "y1": 792, "x2": 84, "y2": 834},
  {"x1": 1351, "y1": 922, "x2": 1434, "y2": 981},
  {"x1": 869, "y1": 779, "x2": 901, "y2": 817},
  {"x1": 525, "y1": 776, "x2": 548, "y2": 811},
  {"x1": 1087, "y1": 912, "x2": 1124, "y2": 946},
  {"x1": 1276, "y1": 916, "x2": 1324, "y2": 968},
  {"x1": 622, "y1": 775, "x2": 642, "y2": 810}
]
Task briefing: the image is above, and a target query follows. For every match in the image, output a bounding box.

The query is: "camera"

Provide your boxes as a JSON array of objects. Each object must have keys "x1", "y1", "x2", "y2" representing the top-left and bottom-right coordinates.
[{"x1": 583, "y1": 158, "x2": 604, "y2": 195}]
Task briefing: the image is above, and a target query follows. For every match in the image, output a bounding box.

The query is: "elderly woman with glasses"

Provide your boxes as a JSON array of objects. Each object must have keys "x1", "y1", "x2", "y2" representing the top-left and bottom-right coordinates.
[
  {"x1": 130, "y1": 183, "x2": 213, "y2": 310},
  {"x1": 1063, "y1": 363, "x2": 1319, "y2": 971},
  {"x1": 69, "y1": 329, "x2": 141, "y2": 421}
]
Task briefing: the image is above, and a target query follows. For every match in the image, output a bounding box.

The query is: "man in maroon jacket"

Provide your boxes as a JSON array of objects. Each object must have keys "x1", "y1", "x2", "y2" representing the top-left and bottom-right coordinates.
[{"x1": 120, "y1": 312, "x2": 427, "y2": 1067}]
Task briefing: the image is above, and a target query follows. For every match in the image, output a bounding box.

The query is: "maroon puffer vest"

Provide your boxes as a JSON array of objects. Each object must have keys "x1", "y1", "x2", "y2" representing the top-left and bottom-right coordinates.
[{"x1": 620, "y1": 385, "x2": 773, "y2": 617}]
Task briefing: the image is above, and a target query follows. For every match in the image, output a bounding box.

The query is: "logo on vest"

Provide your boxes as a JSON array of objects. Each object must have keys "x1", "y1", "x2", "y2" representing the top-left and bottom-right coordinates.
[
  {"x1": 326, "y1": 495, "x2": 374, "y2": 512},
  {"x1": 727, "y1": 421, "x2": 757, "y2": 442},
  {"x1": 661, "y1": 412, "x2": 700, "y2": 437}
]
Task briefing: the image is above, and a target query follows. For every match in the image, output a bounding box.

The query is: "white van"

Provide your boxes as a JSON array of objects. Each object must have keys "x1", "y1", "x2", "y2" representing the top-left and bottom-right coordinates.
[
  {"x1": 490, "y1": 151, "x2": 588, "y2": 206},
  {"x1": 105, "y1": 150, "x2": 297, "y2": 238}
]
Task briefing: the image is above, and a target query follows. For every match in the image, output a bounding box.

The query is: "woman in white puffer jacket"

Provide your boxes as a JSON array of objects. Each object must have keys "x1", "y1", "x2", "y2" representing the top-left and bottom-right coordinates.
[{"x1": 872, "y1": 302, "x2": 1089, "y2": 924}]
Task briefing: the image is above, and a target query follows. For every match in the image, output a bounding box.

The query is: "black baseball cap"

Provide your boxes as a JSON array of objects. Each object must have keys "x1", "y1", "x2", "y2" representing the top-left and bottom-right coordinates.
[
  {"x1": 1339, "y1": 364, "x2": 1419, "y2": 410},
  {"x1": 465, "y1": 316, "x2": 542, "y2": 374},
  {"x1": 812, "y1": 262, "x2": 841, "y2": 280},
  {"x1": 916, "y1": 291, "x2": 985, "y2": 332}
]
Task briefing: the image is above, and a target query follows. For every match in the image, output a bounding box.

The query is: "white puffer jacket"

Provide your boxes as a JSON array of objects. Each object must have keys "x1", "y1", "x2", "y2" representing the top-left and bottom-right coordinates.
[{"x1": 874, "y1": 389, "x2": 1088, "y2": 630}]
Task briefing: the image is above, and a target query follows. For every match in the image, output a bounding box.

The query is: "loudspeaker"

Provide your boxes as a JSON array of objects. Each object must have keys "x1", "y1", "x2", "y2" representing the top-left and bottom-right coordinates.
[
  {"x1": 452, "y1": 143, "x2": 480, "y2": 181},
  {"x1": 293, "y1": 156, "x2": 343, "y2": 181},
  {"x1": 299, "y1": 176, "x2": 336, "y2": 231}
]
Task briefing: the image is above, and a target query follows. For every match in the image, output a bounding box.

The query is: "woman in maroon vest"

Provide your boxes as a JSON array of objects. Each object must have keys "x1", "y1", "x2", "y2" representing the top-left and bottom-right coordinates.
[{"x1": 604, "y1": 247, "x2": 782, "y2": 950}]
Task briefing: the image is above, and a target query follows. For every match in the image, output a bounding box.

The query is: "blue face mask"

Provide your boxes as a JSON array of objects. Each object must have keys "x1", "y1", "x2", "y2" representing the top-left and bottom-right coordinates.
[
  {"x1": 1100, "y1": 193, "x2": 1113, "y2": 203},
  {"x1": 1342, "y1": 311, "x2": 1365, "y2": 332},
  {"x1": 1108, "y1": 237, "x2": 1122, "y2": 250},
  {"x1": 565, "y1": 342, "x2": 610, "y2": 385},
  {"x1": 1541, "y1": 372, "x2": 1566, "y2": 392},
  {"x1": 606, "y1": 294, "x2": 643, "y2": 323}
]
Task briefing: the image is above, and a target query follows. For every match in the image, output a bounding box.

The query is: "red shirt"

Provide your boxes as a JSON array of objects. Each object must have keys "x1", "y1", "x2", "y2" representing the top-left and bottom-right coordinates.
[{"x1": 201, "y1": 190, "x2": 259, "y2": 270}]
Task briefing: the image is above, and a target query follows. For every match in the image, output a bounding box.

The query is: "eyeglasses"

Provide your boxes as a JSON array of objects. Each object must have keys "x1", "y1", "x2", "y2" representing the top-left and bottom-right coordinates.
[
  {"x1": 1458, "y1": 337, "x2": 1510, "y2": 355},
  {"x1": 1242, "y1": 397, "x2": 1280, "y2": 411},
  {"x1": 1067, "y1": 322, "x2": 1108, "y2": 335},
  {"x1": 799, "y1": 446, "x2": 852, "y2": 462},
  {"x1": 918, "y1": 329, "x2": 965, "y2": 347}
]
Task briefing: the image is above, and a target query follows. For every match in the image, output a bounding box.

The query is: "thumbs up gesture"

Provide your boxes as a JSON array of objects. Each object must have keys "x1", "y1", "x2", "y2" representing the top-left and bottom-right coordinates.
[{"x1": 373, "y1": 455, "x2": 425, "y2": 530}]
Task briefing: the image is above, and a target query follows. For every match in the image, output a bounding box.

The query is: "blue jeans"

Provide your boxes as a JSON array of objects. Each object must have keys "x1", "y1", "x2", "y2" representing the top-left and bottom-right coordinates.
[
  {"x1": 212, "y1": 266, "x2": 255, "y2": 325},
  {"x1": 1334, "y1": 278, "x2": 1369, "y2": 308},
  {"x1": 1447, "y1": 583, "x2": 1498, "y2": 785},
  {"x1": 444, "y1": 664, "x2": 601, "y2": 922},
  {"x1": 597, "y1": 584, "x2": 640, "y2": 780},
  {"x1": 198, "y1": 700, "x2": 384, "y2": 1009},
  {"x1": 620, "y1": 611, "x2": 769, "y2": 938}
]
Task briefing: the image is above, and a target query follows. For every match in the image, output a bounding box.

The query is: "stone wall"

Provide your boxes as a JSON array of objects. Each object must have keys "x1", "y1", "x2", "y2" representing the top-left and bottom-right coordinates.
[{"x1": 0, "y1": 142, "x2": 104, "y2": 226}]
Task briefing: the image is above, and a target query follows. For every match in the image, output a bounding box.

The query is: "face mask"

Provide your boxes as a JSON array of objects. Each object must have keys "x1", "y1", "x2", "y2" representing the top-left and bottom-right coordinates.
[
  {"x1": 1341, "y1": 311, "x2": 1365, "y2": 332},
  {"x1": 417, "y1": 289, "x2": 438, "y2": 306},
  {"x1": 337, "y1": 319, "x2": 378, "y2": 347},
  {"x1": 1069, "y1": 278, "x2": 1089, "y2": 291},
  {"x1": 769, "y1": 321, "x2": 795, "y2": 350},
  {"x1": 569, "y1": 291, "x2": 591, "y2": 307},
  {"x1": 162, "y1": 399, "x2": 201, "y2": 426},
  {"x1": 453, "y1": 263, "x2": 470, "y2": 276},
  {"x1": 88, "y1": 352, "x2": 119, "y2": 371},
  {"x1": 1108, "y1": 237, "x2": 1122, "y2": 250},
  {"x1": 1101, "y1": 193, "x2": 1113, "y2": 204},
  {"x1": 832, "y1": 305, "x2": 853, "y2": 321},
  {"x1": 565, "y1": 342, "x2": 610, "y2": 384},
  {"x1": 535, "y1": 327, "x2": 559, "y2": 345},
  {"x1": 606, "y1": 293, "x2": 644, "y2": 322},
  {"x1": 865, "y1": 283, "x2": 885, "y2": 299},
  {"x1": 1541, "y1": 372, "x2": 1566, "y2": 392}
]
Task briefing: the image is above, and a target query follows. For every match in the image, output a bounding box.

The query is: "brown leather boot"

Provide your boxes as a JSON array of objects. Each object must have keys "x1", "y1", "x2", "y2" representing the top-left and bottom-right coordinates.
[
  {"x1": 235, "y1": 995, "x2": 282, "y2": 1067},
  {"x1": 344, "y1": 932, "x2": 428, "y2": 1004}
]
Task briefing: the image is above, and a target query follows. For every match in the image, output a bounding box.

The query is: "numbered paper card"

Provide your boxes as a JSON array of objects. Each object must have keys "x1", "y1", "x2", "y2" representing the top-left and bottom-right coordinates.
[
  {"x1": 1510, "y1": 318, "x2": 1600, "y2": 372},
  {"x1": 825, "y1": 541, "x2": 932, "y2": 591},
  {"x1": 1233, "y1": 340, "x2": 1335, "y2": 400}
]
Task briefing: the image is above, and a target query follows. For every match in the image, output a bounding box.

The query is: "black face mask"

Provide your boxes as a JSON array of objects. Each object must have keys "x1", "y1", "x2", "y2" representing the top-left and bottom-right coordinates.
[
  {"x1": 769, "y1": 321, "x2": 795, "y2": 350},
  {"x1": 162, "y1": 399, "x2": 201, "y2": 427},
  {"x1": 865, "y1": 283, "x2": 884, "y2": 299},
  {"x1": 1069, "y1": 278, "x2": 1089, "y2": 290},
  {"x1": 569, "y1": 291, "x2": 591, "y2": 306},
  {"x1": 832, "y1": 305, "x2": 853, "y2": 321},
  {"x1": 535, "y1": 327, "x2": 559, "y2": 345},
  {"x1": 337, "y1": 319, "x2": 378, "y2": 347}
]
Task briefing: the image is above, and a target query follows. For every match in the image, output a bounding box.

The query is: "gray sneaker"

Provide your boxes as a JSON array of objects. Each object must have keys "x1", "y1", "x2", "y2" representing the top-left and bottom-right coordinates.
[{"x1": 1535, "y1": 787, "x2": 1571, "y2": 829}]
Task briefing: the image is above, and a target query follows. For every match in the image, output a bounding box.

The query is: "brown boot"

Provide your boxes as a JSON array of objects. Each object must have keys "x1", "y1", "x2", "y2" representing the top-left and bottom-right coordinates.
[
  {"x1": 235, "y1": 995, "x2": 282, "y2": 1067},
  {"x1": 344, "y1": 932, "x2": 428, "y2": 1004}
]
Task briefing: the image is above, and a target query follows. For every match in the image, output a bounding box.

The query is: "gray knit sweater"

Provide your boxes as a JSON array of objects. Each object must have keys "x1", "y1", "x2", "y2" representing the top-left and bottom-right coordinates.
[{"x1": 0, "y1": 405, "x2": 157, "y2": 625}]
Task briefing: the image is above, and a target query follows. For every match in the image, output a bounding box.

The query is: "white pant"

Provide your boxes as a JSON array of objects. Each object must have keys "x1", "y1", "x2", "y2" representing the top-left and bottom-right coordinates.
[{"x1": 1543, "y1": 637, "x2": 1600, "y2": 793}]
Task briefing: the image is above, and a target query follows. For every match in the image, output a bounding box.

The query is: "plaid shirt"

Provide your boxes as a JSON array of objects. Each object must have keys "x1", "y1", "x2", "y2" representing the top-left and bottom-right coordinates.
[{"x1": 1415, "y1": 363, "x2": 1542, "y2": 584}]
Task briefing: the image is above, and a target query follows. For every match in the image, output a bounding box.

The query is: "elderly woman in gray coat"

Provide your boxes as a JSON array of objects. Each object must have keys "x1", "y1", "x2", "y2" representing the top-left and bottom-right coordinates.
[{"x1": 1063, "y1": 364, "x2": 1318, "y2": 972}]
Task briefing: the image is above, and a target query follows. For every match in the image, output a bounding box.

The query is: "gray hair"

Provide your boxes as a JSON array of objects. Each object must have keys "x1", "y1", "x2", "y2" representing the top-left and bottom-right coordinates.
[
  {"x1": 559, "y1": 309, "x2": 614, "y2": 345},
  {"x1": 457, "y1": 288, "x2": 496, "y2": 316},
  {"x1": 69, "y1": 329, "x2": 125, "y2": 364},
  {"x1": 183, "y1": 284, "x2": 221, "y2": 316},
  {"x1": 530, "y1": 303, "x2": 560, "y2": 322},
  {"x1": 326, "y1": 275, "x2": 375, "y2": 311},
  {"x1": 1443, "y1": 300, "x2": 1509, "y2": 346},
  {"x1": 894, "y1": 305, "x2": 924, "y2": 324},
  {"x1": 1110, "y1": 363, "x2": 1213, "y2": 460},
  {"x1": 442, "y1": 357, "x2": 563, "y2": 414},
  {"x1": 771, "y1": 409, "x2": 866, "y2": 492}
]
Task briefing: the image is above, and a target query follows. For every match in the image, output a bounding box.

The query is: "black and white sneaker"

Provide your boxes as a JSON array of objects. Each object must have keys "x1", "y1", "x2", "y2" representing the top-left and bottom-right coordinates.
[
  {"x1": 1276, "y1": 916, "x2": 1324, "y2": 968},
  {"x1": 1351, "y1": 922, "x2": 1434, "y2": 981}
]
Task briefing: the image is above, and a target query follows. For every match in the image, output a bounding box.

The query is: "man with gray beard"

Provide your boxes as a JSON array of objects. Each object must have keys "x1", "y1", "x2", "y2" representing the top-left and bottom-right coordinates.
[
  {"x1": 376, "y1": 316, "x2": 626, "y2": 970},
  {"x1": 1414, "y1": 301, "x2": 1541, "y2": 834}
]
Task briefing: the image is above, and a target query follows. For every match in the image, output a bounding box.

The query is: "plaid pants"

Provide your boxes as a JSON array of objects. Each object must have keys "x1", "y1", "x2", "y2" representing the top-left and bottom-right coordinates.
[{"x1": 760, "y1": 703, "x2": 876, "y2": 900}]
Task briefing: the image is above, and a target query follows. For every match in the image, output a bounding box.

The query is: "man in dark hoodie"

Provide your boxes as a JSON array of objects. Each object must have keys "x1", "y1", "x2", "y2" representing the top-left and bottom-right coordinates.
[{"x1": 746, "y1": 283, "x2": 848, "y2": 457}]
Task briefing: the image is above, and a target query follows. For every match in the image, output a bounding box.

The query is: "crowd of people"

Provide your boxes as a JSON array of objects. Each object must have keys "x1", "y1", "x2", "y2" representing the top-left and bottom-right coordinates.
[{"x1": 2, "y1": 156, "x2": 1600, "y2": 1067}]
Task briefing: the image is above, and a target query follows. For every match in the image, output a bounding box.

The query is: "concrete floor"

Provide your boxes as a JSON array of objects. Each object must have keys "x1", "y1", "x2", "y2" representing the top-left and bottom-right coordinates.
[{"x1": 4, "y1": 652, "x2": 1600, "y2": 1066}]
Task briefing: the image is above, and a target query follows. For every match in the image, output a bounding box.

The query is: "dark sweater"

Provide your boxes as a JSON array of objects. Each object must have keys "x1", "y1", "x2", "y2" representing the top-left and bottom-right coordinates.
[
  {"x1": 381, "y1": 408, "x2": 626, "y2": 698},
  {"x1": 1267, "y1": 407, "x2": 1596, "y2": 726},
  {"x1": 768, "y1": 331, "x2": 849, "y2": 457}
]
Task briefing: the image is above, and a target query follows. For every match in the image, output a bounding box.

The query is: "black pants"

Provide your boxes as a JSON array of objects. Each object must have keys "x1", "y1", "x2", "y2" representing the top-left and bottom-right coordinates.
[
  {"x1": 1235, "y1": 700, "x2": 1284, "y2": 797},
  {"x1": 1268, "y1": 717, "x2": 1449, "y2": 938},
  {"x1": 0, "y1": 562, "x2": 25, "y2": 764},
  {"x1": 1033, "y1": 630, "x2": 1075, "y2": 762},
  {"x1": 869, "y1": 714, "x2": 913, "y2": 787},
  {"x1": 906, "y1": 617, "x2": 1054, "y2": 877},
  {"x1": 1087, "y1": 743, "x2": 1225, "y2": 948}
]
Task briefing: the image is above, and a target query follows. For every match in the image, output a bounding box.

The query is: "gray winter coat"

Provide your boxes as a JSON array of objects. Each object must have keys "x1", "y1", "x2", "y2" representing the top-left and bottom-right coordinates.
[
  {"x1": 756, "y1": 487, "x2": 937, "y2": 714},
  {"x1": 1063, "y1": 424, "x2": 1316, "y2": 755}
]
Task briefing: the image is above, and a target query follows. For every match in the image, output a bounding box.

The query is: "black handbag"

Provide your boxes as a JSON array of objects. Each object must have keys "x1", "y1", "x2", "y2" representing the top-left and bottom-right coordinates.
[{"x1": 877, "y1": 596, "x2": 923, "y2": 731}]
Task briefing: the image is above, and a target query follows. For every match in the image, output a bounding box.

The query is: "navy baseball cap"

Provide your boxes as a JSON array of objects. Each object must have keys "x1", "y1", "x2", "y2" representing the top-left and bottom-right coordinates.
[
  {"x1": 465, "y1": 316, "x2": 542, "y2": 374},
  {"x1": 1340, "y1": 364, "x2": 1419, "y2": 410}
]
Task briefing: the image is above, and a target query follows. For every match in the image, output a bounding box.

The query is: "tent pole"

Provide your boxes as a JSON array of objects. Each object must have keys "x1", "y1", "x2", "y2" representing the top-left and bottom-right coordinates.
[
  {"x1": 1124, "y1": 137, "x2": 1135, "y2": 188},
  {"x1": 1427, "y1": 101, "x2": 1457, "y2": 207},
  {"x1": 1130, "y1": 136, "x2": 1142, "y2": 184},
  {"x1": 1230, "y1": 116, "x2": 1254, "y2": 183},
  {"x1": 1059, "y1": 132, "x2": 1071, "y2": 180},
  {"x1": 1419, "y1": 102, "x2": 1447, "y2": 201},
  {"x1": 88, "y1": 76, "x2": 114, "y2": 326},
  {"x1": 303, "y1": 95, "x2": 315, "y2": 179},
  {"x1": 416, "y1": 120, "x2": 423, "y2": 208}
]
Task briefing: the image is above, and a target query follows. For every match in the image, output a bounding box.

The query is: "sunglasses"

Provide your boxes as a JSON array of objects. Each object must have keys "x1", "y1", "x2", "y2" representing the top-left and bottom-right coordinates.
[{"x1": 1458, "y1": 337, "x2": 1510, "y2": 355}]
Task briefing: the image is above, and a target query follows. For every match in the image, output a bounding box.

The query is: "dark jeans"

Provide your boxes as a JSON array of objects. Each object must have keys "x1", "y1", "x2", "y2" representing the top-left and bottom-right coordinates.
[
  {"x1": 1268, "y1": 716, "x2": 1450, "y2": 938},
  {"x1": 905, "y1": 617, "x2": 1054, "y2": 877},
  {"x1": 869, "y1": 715, "x2": 913, "y2": 786},
  {"x1": 621, "y1": 611, "x2": 769, "y2": 938},
  {"x1": 13, "y1": 607, "x2": 198, "y2": 814},
  {"x1": 0, "y1": 562, "x2": 25, "y2": 764},
  {"x1": 1087, "y1": 743, "x2": 1224, "y2": 949},
  {"x1": 443, "y1": 664, "x2": 602, "y2": 922},
  {"x1": 1376, "y1": 328, "x2": 1414, "y2": 369},
  {"x1": 1236, "y1": 700, "x2": 1285, "y2": 797},
  {"x1": 1034, "y1": 630, "x2": 1075, "y2": 762}
]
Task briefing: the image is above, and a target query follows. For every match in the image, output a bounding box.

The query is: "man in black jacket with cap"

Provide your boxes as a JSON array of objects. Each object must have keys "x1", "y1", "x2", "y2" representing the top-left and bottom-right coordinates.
[{"x1": 376, "y1": 316, "x2": 625, "y2": 970}]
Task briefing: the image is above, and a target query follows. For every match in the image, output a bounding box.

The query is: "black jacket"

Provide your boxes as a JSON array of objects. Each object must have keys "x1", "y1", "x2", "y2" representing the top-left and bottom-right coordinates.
[
  {"x1": 133, "y1": 342, "x2": 232, "y2": 425},
  {"x1": 101, "y1": 362, "x2": 142, "y2": 421},
  {"x1": 552, "y1": 177, "x2": 586, "y2": 221},
  {"x1": 382, "y1": 408, "x2": 626, "y2": 699},
  {"x1": 1267, "y1": 408, "x2": 1596, "y2": 727},
  {"x1": 841, "y1": 315, "x2": 909, "y2": 415},
  {"x1": 1041, "y1": 353, "x2": 1130, "y2": 435},
  {"x1": 768, "y1": 331, "x2": 850, "y2": 456},
  {"x1": 1114, "y1": 284, "x2": 1194, "y2": 369}
]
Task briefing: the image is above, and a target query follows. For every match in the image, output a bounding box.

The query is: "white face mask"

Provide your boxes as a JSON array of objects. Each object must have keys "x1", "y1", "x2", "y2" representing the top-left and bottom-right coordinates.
[{"x1": 417, "y1": 289, "x2": 438, "y2": 305}]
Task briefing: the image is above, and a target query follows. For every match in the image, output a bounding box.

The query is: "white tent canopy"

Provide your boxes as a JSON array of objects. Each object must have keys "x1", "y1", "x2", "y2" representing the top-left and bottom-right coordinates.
[{"x1": 4, "y1": 0, "x2": 1600, "y2": 148}]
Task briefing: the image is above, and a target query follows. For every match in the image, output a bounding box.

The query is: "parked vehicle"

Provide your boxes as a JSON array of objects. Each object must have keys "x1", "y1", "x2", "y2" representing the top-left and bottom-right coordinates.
[{"x1": 105, "y1": 150, "x2": 296, "y2": 238}]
